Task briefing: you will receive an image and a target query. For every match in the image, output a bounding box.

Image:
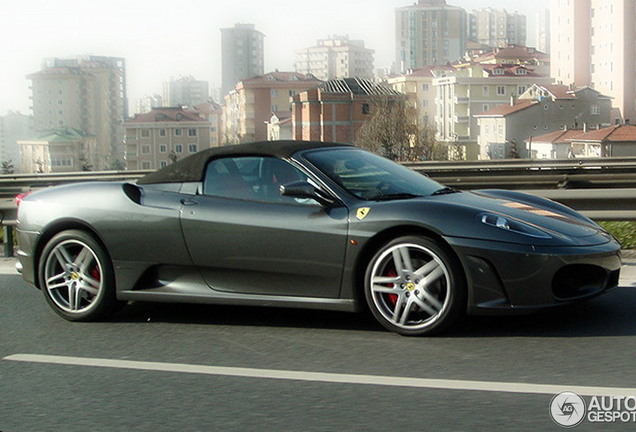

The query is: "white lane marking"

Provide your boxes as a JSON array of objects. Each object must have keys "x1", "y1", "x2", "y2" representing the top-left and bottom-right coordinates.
[{"x1": 4, "y1": 353, "x2": 636, "y2": 397}]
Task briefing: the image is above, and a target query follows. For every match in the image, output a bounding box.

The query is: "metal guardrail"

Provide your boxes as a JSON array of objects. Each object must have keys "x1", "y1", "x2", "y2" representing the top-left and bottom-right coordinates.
[{"x1": 1, "y1": 159, "x2": 636, "y2": 256}]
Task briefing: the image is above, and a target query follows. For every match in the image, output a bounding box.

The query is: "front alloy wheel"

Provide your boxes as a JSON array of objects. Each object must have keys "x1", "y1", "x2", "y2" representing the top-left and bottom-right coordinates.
[
  {"x1": 365, "y1": 236, "x2": 465, "y2": 336},
  {"x1": 39, "y1": 230, "x2": 119, "y2": 321}
]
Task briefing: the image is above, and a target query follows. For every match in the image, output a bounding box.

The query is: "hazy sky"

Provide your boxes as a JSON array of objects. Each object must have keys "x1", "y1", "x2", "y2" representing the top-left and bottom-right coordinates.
[{"x1": 0, "y1": 0, "x2": 549, "y2": 114}]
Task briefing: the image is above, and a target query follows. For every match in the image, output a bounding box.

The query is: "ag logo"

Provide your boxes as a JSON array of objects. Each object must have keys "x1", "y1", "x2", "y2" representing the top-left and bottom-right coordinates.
[
  {"x1": 550, "y1": 392, "x2": 586, "y2": 428},
  {"x1": 356, "y1": 207, "x2": 371, "y2": 220}
]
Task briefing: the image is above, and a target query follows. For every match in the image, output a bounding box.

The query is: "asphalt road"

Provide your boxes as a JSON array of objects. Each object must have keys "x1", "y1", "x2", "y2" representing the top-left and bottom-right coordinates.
[{"x1": 2, "y1": 257, "x2": 636, "y2": 431}]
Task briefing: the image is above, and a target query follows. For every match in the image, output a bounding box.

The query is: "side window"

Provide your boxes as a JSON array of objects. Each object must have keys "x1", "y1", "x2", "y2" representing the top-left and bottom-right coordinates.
[{"x1": 202, "y1": 156, "x2": 315, "y2": 204}]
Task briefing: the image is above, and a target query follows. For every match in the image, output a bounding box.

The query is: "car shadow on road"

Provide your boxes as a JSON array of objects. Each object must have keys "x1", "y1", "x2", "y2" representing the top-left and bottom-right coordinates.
[
  {"x1": 111, "y1": 301, "x2": 383, "y2": 333},
  {"x1": 108, "y1": 287, "x2": 636, "y2": 337},
  {"x1": 449, "y1": 287, "x2": 636, "y2": 338}
]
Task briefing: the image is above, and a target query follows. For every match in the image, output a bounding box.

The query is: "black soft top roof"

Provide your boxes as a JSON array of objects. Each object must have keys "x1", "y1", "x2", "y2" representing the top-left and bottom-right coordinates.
[{"x1": 137, "y1": 140, "x2": 352, "y2": 185}]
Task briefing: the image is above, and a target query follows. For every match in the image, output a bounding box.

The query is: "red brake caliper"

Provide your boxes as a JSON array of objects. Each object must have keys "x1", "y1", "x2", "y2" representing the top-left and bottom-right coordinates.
[
  {"x1": 90, "y1": 266, "x2": 101, "y2": 283},
  {"x1": 385, "y1": 269, "x2": 398, "y2": 306}
]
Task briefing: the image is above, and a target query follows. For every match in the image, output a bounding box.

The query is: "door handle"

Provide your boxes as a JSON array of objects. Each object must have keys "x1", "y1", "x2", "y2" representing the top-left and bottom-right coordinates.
[{"x1": 180, "y1": 198, "x2": 199, "y2": 206}]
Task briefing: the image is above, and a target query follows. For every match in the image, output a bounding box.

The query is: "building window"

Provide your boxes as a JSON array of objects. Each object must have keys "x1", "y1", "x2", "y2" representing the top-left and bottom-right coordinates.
[
  {"x1": 160, "y1": 161, "x2": 168, "y2": 168},
  {"x1": 141, "y1": 145, "x2": 151, "y2": 154},
  {"x1": 517, "y1": 86, "x2": 527, "y2": 95},
  {"x1": 591, "y1": 105, "x2": 600, "y2": 115},
  {"x1": 188, "y1": 144, "x2": 198, "y2": 153},
  {"x1": 175, "y1": 129, "x2": 182, "y2": 136},
  {"x1": 175, "y1": 144, "x2": 183, "y2": 153},
  {"x1": 496, "y1": 86, "x2": 506, "y2": 95},
  {"x1": 159, "y1": 145, "x2": 167, "y2": 153},
  {"x1": 141, "y1": 129, "x2": 150, "y2": 138},
  {"x1": 515, "y1": 68, "x2": 527, "y2": 75},
  {"x1": 188, "y1": 128, "x2": 197, "y2": 137},
  {"x1": 482, "y1": 104, "x2": 490, "y2": 112},
  {"x1": 482, "y1": 86, "x2": 489, "y2": 96},
  {"x1": 51, "y1": 157, "x2": 73, "y2": 167},
  {"x1": 142, "y1": 161, "x2": 151, "y2": 169},
  {"x1": 159, "y1": 129, "x2": 166, "y2": 137},
  {"x1": 422, "y1": 84, "x2": 429, "y2": 91},
  {"x1": 362, "y1": 103, "x2": 370, "y2": 114}
]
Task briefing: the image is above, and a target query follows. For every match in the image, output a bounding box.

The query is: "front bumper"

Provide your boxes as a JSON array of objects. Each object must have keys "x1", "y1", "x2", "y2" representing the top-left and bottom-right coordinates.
[{"x1": 446, "y1": 236, "x2": 622, "y2": 314}]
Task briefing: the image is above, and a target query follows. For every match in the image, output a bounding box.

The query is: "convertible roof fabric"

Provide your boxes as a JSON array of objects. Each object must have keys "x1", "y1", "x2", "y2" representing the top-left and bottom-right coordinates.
[{"x1": 137, "y1": 140, "x2": 351, "y2": 185}]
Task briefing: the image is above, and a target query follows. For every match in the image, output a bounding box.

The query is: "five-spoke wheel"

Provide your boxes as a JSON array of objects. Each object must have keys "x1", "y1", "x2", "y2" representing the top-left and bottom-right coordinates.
[
  {"x1": 364, "y1": 236, "x2": 465, "y2": 336},
  {"x1": 39, "y1": 230, "x2": 119, "y2": 321}
]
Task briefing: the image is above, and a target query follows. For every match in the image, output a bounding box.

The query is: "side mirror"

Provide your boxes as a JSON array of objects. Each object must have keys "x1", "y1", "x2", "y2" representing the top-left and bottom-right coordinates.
[{"x1": 279, "y1": 181, "x2": 334, "y2": 206}]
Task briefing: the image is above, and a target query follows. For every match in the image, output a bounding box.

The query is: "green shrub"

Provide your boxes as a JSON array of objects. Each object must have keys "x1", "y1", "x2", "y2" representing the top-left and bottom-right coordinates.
[{"x1": 599, "y1": 221, "x2": 636, "y2": 249}]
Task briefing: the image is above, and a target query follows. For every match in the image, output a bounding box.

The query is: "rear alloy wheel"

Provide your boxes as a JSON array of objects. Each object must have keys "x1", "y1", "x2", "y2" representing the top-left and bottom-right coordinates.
[
  {"x1": 364, "y1": 236, "x2": 465, "y2": 336},
  {"x1": 39, "y1": 230, "x2": 119, "y2": 321}
]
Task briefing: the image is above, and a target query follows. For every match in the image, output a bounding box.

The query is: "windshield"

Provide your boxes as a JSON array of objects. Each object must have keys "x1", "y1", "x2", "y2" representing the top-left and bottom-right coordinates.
[{"x1": 303, "y1": 148, "x2": 447, "y2": 201}]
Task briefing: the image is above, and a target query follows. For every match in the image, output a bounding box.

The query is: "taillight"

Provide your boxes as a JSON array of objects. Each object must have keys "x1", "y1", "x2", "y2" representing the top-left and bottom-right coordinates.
[{"x1": 15, "y1": 191, "x2": 32, "y2": 208}]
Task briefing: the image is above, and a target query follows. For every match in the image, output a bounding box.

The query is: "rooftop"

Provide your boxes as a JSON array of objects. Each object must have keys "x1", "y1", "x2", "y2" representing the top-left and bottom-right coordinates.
[{"x1": 320, "y1": 77, "x2": 401, "y2": 96}]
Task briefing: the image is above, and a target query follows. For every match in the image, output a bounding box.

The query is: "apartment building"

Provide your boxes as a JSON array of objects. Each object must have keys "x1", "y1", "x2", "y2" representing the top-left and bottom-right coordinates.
[
  {"x1": 163, "y1": 76, "x2": 209, "y2": 107},
  {"x1": 223, "y1": 71, "x2": 322, "y2": 143},
  {"x1": 395, "y1": 0, "x2": 467, "y2": 71},
  {"x1": 221, "y1": 23, "x2": 265, "y2": 96},
  {"x1": 550, "y1": 0, "x2": 636, "y2": 122},
  {"x1": 468, "y1": 8, "x2": 527, "y2": 48},
  {"x1": 386, "y1": 66, "x2": 456, "y2": 127},
  {"x1": 123, "y1": 107, "x2": 211, "y2": 170},
  {"x1": 295, "y1": 35, "x2": 375, "y2": 81},
  {"x1": 292, "y1": 77, "x2": 402, "y2": 143},
  {"x1": 27, "y1": 55, "x2": 127, "y2": 170},
  {"x1": 18, "y1": 127, "x2": 97, "y2": 173},
  {"x1": 433, "y1": 63, "x2": 553, "y2": 159},
  {"x1": 189, "y1": 100, "x2": 223, "y2": 147},
  {"x1": 475, "y1": 84, "x2": 612, "y2": 159}
]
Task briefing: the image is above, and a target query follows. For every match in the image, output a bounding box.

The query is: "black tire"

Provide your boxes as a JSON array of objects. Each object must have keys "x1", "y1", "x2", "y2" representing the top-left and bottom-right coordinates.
[
  {"x1": 364, "y1": 235, "x2": 466, "y2": 336},
  {"x1": 38, "y1": 230, "x2": 121, "y2": 321}
]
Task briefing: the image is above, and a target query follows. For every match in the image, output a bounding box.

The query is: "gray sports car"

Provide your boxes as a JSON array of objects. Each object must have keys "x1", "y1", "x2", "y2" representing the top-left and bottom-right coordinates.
[{"x1": 16, "y1": 141, "x2": 622, "y2": 335}]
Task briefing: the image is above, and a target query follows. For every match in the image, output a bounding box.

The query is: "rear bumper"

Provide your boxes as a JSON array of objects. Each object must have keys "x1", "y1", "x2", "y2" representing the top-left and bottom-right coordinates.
[{"x1": 445, "y1": 236, "x2": 622, "y2": 314}]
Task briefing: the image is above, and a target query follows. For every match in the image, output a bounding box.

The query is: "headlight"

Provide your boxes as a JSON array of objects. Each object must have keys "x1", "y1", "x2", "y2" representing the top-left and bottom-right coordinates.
[{"x1": 479, "y1": 213, "x2": 551, "y2": 239}]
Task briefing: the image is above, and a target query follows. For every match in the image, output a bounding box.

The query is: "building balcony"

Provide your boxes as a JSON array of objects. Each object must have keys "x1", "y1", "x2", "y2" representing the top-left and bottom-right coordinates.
[
  {"x1": 453, "y1": 96, "x2": 469, "y2": 103},
  {"x1": 454, "y1": 116, "x2": 469, "y2": 123}
]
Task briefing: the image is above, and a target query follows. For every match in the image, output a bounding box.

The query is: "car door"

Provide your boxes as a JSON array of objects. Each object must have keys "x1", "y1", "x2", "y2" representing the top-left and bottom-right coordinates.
[{"x1": 180, "y1": 155, "x2": 349, "y2": 298}]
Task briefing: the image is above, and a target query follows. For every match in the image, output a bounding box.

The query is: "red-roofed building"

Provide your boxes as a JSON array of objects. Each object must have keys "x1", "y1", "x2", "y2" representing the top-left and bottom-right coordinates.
[
  {"x1": 470, "y1": 45, "x2": 550, "y2": 76},
  {"x1": 123, "y1": 107, "x2": 211, "y2": 170},
  {"x1": 523, "y1": 129, "x2": 585, "y2": 159},
  {"x1": 474, "y1": 84, "x2": 612, "y2": 159},
  {"x1": 567, "y1": 124, "x2": 636, "y2": 157}
]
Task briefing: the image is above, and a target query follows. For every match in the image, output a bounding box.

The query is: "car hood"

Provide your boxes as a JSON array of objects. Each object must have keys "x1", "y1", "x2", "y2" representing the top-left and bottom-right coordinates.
[{"x1": 440, "y1": 189, "x2": 603, "y2": 239}]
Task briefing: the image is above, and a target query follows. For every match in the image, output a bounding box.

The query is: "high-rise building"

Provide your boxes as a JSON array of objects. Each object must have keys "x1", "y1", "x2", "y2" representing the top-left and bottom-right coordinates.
[
  {"x1": 221, "y1": 23, "x2": 265, "y2": 97},
  {"x1": 395, "y1": 0, "x2": 467, "y2": 72},
  {"x1": 163, "y1": 76, "x2": 209, "y2": 107},
  {"x1": 550, "y1": 0, "x2": 636, "y2": 122},
  {"x1": 536, "y1": 9, "x2": 550, "y2": 54},
  {"x1": 27, "y1": 55, "x2": 127, "y2": 170},
  {"x1": 295, "y1": 35, "x2": 375, "y2": 81},
  {"x1": 135, "y1": 94, "x2": 164, "y2": 115},
  {"x1": 468, "y1": 8, "x2": 527, "y2": 48}
]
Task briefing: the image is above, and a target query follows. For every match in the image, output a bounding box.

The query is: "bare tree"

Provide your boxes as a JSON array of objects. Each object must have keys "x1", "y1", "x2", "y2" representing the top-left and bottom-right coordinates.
[{"x1": 355, "y1": 98, "x2": 446, "y2": 161}]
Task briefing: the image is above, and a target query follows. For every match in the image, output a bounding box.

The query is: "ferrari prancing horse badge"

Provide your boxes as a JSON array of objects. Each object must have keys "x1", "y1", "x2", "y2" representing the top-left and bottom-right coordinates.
[{"x1": 356, "y1": 207, "x2": 370, "y2": 220}]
